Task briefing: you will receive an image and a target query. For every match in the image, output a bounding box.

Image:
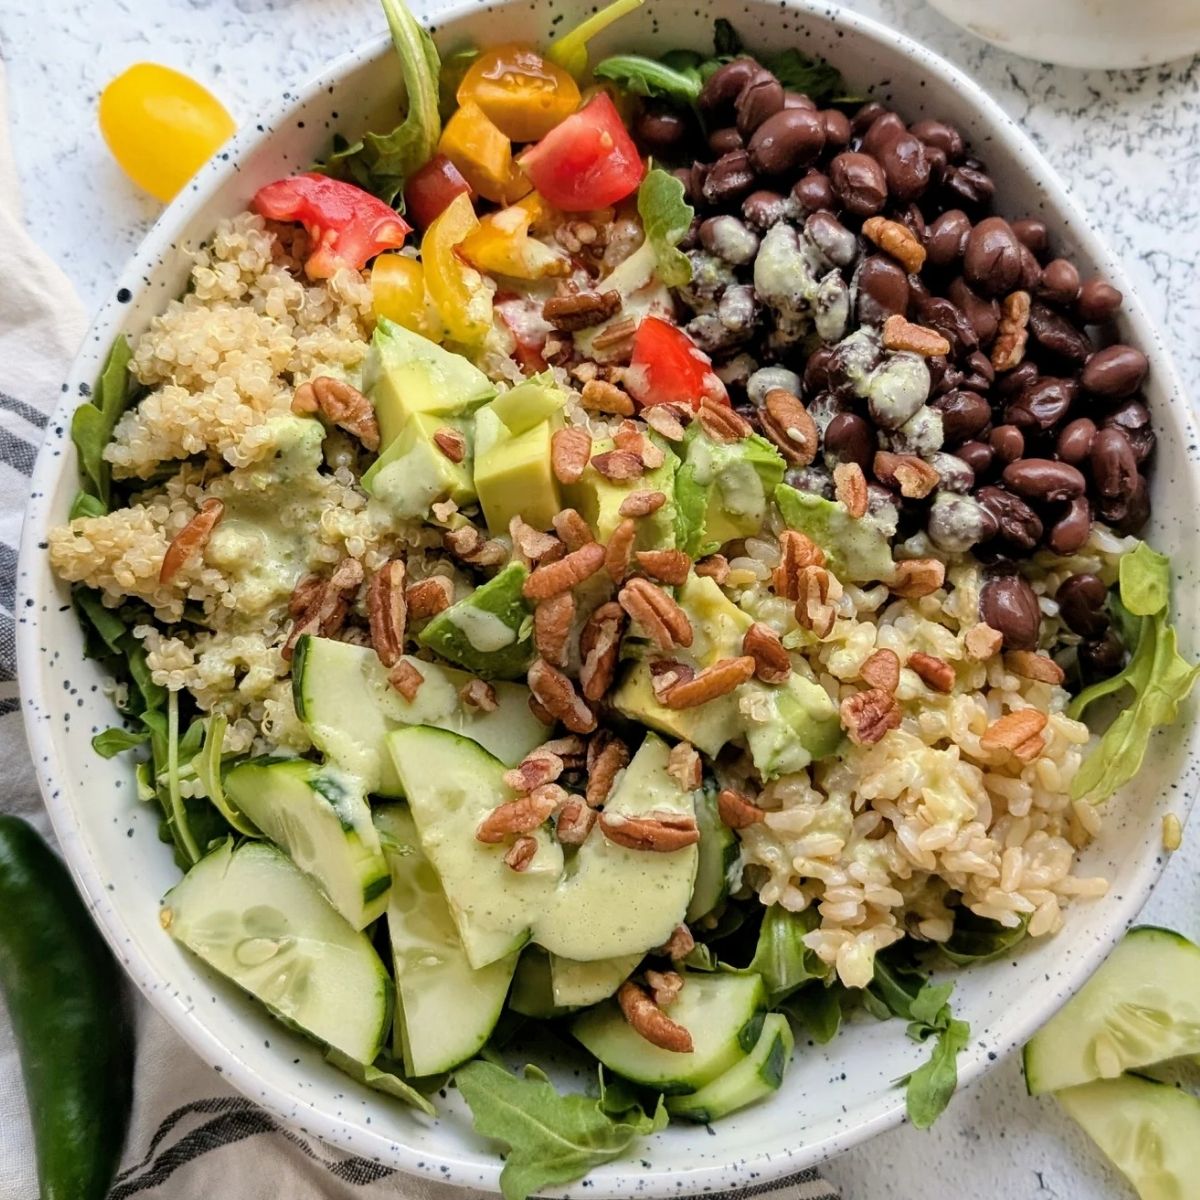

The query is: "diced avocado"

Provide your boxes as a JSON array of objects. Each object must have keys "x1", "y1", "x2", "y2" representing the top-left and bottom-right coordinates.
[
  {"x1": 417, "y1": 562, "x2": 534, "y2": 680},
  {"x1": 742, "y1": 675, "x2": 843, "y2": 780},
  {"x1": 564, "y1": 436, "x2": 679, "y2": 550},
  {"x1": 677, "y1": 574, "x2": 753, "y2": 663},
  {"x1": 364, "y1": 316, "x2": 495, "y2": 450},
  {"x1": 488, "y1": 374, "x2": 568, "y2": 437},
  {"x1": 611, "y1": 661, "x2": 738, "y2": 759},
  {"x1": 361, "y1": 411, "x2": 475, "y2": 520},
  {"x1": 551, "y1": 953, "x2": 644, "y2": 1008},
  {"x1": 667, "y1": 1012, "x2": 794, "y2": 1122},
  {"x1": 676, "y1": 426, "x2": 785, "y2": 557},
  {"x1": 474, "y1": 419, "x2": 563, "y2": 535},
  {"x1": 774, "y1": 483, "x2": 894, "y2": 584}
]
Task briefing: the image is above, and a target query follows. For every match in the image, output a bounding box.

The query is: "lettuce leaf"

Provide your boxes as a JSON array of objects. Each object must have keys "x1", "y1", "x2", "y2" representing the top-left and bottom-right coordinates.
[
  {"x1": 636, "y1": 168, "x2": 693, "y2": 288},
  {"x1": 593, "y1": 56, "x2": 702, "y2": 106},
  {"x1": 1118, "y1": 540, "x2": 1171, "y2": 617},
  {"x1": 546, "y1": 0, "x2": 645, "y2": 78},
  {"x1": 70, "y1": 333, "x2": 133, "y2": 510},
  {"x1": 455, "y1": 1060, "x2": 666, "y2": 1200},
  {"x1": 744, "y1": 906, "x2": 828, "y2": 1002}
]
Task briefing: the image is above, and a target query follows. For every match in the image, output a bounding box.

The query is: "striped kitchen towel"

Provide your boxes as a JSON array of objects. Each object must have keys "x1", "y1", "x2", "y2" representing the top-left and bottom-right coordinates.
[{"x1": 0, "y1": 61, "x2": 839, "y2": 1200}]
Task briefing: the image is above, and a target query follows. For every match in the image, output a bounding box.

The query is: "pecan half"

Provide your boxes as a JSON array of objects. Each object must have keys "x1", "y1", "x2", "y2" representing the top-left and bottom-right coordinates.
[
  {"x1": 980, "y1": 707, "x2": 1048, "y2": 755},
  {"x1": 555, "y1": 799, "x2": 597, "y2": 845},
  {"x1": 528, "y1": 658, "x2": 596, "y2": 733},
  {"x1": 890, "y1": 557, "x2": 946, "y2": 599},
  {"x1": 635, "y1": 549, "x2": 692, "y2": 586},
  {"x1": 841, "y1": 688, "x2": 902, "y2": 746},
  {"x1": 367, "y1": 559, "x2": 407, "y2": 668},
  {"x1": 697, "y1": 395, "x2": 752, "y2": 443},
  {"x1": 444, "y1": 526, "x2": 508, "y2": 567},
  {"x1": 600, "y1": 810, "x2": 700, "y2": 852},
  {"x1": 581, "y1": 378, "x2": 635, "y2": 416},
  {"x1": 992, "y1": 290, "x2": 1031, "y2": 372},
  {"x1": 882, "y1": 314, "x2": 951, "y2": 357},
  {"x1": 283, "y1": 557, "x2": 364, "y2": 659},
  {"x1": 505, "y1": 750, "x2": 565, "y2": 797},
  {"x1": 658, "y1": 924, "x2": 695, "y2": 960},
  {"x1": 586, "y1": 730, "x2": 631, "y2": 807},
  {"x1": 963, "y1": 622, "x2": 1004, "y2": 661},
  {"x1": 505, "y1": 836, "x2": 539, "y2": 872},
  {"x1": 794, "y1": 565, "x2": 841, "y2": 639},
  {"x1": 833, "y1": 461, "x2": 869, "y2": 517},
  {"x1": 743, "y1": 622, "x2": 791, "y2": 684},
  {"x1": 406, "y1": 575, "x2": 454, "y2": 621},
  {"x1": 539, "y1": 734, "x2": 587, "y2": 769},
  {"x1": 773, "y1": 530, "x2": 826, "y2": 598},
  {"x1": 619, "y1": 578, "x2": 694, "y2": 651},
  {"x1": 695, "y1": 554, "x2": 730, "y2": 584},
  {"x1": 579, "y1": 601, "x2": 626, "y2": 702},
  {"x1": 717, "y1": 787, "x2": 766, "y2": 829},
  {"x1": 908, "y1": 651, "x2": 955, "y2": 693},
  {"x1": 664, "y1": 656, "x2": 756, "y2": 708},
  {"x1": 592, "y1": 315, "x2": 638, "y2": 351},
  {"x1": 433, "y1": 426, "x2": 467, "y2": 464},
  {"x1": 1006, "y1": 650, "x2": 1065, "y2": 685},
  {"x1": 552, "y1": 427, "x2": 593, "y2": 485},
  {"x1": 592, "y1": 449, "x2": 645, "y2": 481},
  {"x1": 616, "y1": 981, "x2": 694, "y2": 1053},
  {"x1": 760, "y1": 388, "x2": 818, "y2": 465},
  {"x1": 477, "y1": 783, "x2": 564, "y2": 843},
  {"x1": 552, "y1": 508, "x2": 594, "y2": 551},
  {"x1": 510, "y1": 516, "x2": 560, "y2": 565},
  {"x1": 615, "y1": 421, "x2": 666, "y2": 470},
  {"x1": 862, "y1": 215, "x2": 926, "y2": 274},
  {"x1": 874, "y1": 451, "x2": 940, "y2": 500},
  {"x1": 642, "y1": 403, "x2": 690, "y2": 442},
  {"x1": 650, "y1": 659, "x2": 696, "y2": 703},
  {"x1": 160, "y1": 498, "x2": 224, "y2": 584},
  {"x1": 859, "y1": 648, "x2": 901, "y2": 693},
  {"x1": 645, "y1": 969, "x2": 684, "y2": 1008},
  {"x1": 620, "y1": 489, "x2": 667, "y2": 518},
  {"x1": 293, "y1": 376, "x2": 380, "y2": 451},
  {"x1": 534, "y1": 592, "x2": 575, "y2": 668},
  {"x1": 605, "y1": 518, "x2": 638, "y2": 583},
  {"x1": 667, "y1": 741, "x2": 702, "y2": 791},
  {"x1": 388, "y1": 659, "x2": 424, "y2": 701},
  {"x1": 523, "y1": 542, "x2": 606, "y2": 600},
  {"x1": 543, "y1": 289, "x2": 621, "y2": 331},
  {"x1": 460, "y1": 678, "x2": 498, "y2": 712}
]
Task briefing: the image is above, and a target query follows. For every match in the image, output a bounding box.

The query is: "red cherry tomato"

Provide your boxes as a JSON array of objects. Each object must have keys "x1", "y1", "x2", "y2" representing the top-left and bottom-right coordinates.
[
  {"x1": 625, "y1": 317, "x2": 729, "y2": 411},
  {"x1": 252, "y1": 172, "x2": 410, "y2": 278},
  {"x1": 402, "y1": 153, "x2": 473, "y2": 230},
  {"x1": 518, "y1": 93, "x2": 644, "y2": 213}
]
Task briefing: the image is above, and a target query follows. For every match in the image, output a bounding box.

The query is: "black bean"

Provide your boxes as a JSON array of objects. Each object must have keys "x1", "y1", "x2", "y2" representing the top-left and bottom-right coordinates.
[
  {"x1": 1038, "y1": 258, "x2": 1080, "y2": 306},
  {"x1": 990, "y1": 424, "x2": 1025, "y2": 464},
  {"x1": 1057, "y1": 573, "x2": 1109, "y2": 638},
  {"x1": 784, "y1": 91, "x2": 817, "y2": 110},
  {"x1": 806, "y1": 211, "x2": 857, "y2": 267},
  {"x1": 1017, "y1": 244, "x2": 1043, "y2": 291},
  {"x1": 803, "y1": 345, "x2": 837, "y2": 395},
  {"x1": 702, "y1": 150, "x2": 757, "y2": 207},
  {"x1": 1056, "y1": 417, "x2": 1097, "y2": 465},
  {"x1": 956, "y1": 439, "x2": 995, "y2": 476},
  {"x1": 1006, "y1": 376, "x2": 1077, "y2": 432},
  {"x1": 1102, "y1": 399, "x2": 1155, "y2": 464},
  {"x1": 980, "y1": 569, "x2": 1042, "y2": 650},
  {"x1": 1011, "y1": 218, "x2": 1049, "y2": 259},
  {"x1": 978, "y1": 486, "x2": 1044, "y2": 552},
  {"x1": 856, "y1": 255, "x2": 910, "y2": 324},
  {"x1": 748, "y1": 107, "x2": 826, "y2": 176},
  {"x1": 963, "y1": 350, "x2": 995, "y2": 390},
  {"x1": 823, "y1": 411, "x2": 876, "y2": 471},
  {"x1": 829, "y1": 152, "x2": 888, "y2": 216},
  {"x1": 675, "y1": 163, "x2": 708, "y2": 205},
  {"x1": 1077, "y1": 278, "x2": 1123, "y2": 324},
  {"x1": 928, "y1": 357, "x2": 962, "y2": 399},
  {"x1": 634, "y1": 106, "x2": 690, "y2": 153},
  {"x1": 964, "y1": 217, "x2": 1023, "y2": 296},
  {"x1": 1090, "y1": 427, "x2": 1139, "y2": 499},
  {"x1": 820, "y1": 109, "x2": 851, "y2": 147},
  {"x1": 1081, "y1": 344, "x2": 1149, "y2": 398},
  {"x1": 851, "y1": 101, "x2": 889, "y2": 135},
  {"x1": 1110, "y1": 474, "x2": 1151, "y2": 536},
  {"x1": 918, "y1": 297, "x2": 978, "y2": 356},
  {"x1": 742, "y1": 189, "x2": 790, "y2": 230},
  {"x1": 880, "y1": 133, "x2": 931, "y2": 201},
  {"x1": 931, "y1": 388, "x2": 990, "y2": 444},
  {"x1": 1047, "y1": 495, "x2": 1092, "y2": 555},
  {"x1": 1080, "y1": 628, "x2": 1126, "y2": 681},
  {"x1": 910, "y1": 118, "x2": 965, "y2": 161},
  {"x1": 942, "y1": 164, "x2": 995, "y2": 207},
  {"x1": 1028, "y1": 302, "x2": 1092, "y2": 363},
  {"x1": 736, "y1": 74, "x2": 785, "y2": 137},
  {"x1": 699, "y1": 58, "x2": 762, "y2": 118},
  {"x1": 947, "y1": 278, "x2": 1000, "y2": 344},
  {"x1": 862, "y1": 112, "x2": 906, "y2": 157},
  {"x1": 708, "y1": 126, "x2": 745, "y2": 155},
  {"x1": 792, "y1": 171, "x2": 835, "y2": 212},
  {"x1": 925, "y1": 209, "x2": 971, "y2": 268},
  {"x1": 995, "y1": 361, "x2": 1038, "y2": 402},
  {"x1": 1002, "y1": 458, "x2": 1087, "y2": 502}
]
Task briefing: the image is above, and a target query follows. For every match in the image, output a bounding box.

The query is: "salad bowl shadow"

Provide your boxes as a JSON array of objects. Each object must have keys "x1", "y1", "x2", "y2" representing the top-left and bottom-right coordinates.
[{"x1": 16, "y1": 0, "x2": 1200, "y2": 1193}]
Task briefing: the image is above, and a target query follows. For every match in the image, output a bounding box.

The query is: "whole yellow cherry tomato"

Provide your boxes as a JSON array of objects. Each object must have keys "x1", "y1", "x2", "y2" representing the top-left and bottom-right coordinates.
[
  {"x1": 99, "y1": 63, "x2": 235, "y2": 202},
  {"x1": 370, "y1": 254, "x2": 442, "y2": 340},
  {"x1": 457, "y1": 44, "x2": 581, "y2": 142},
  {"x1": 437, "y1": 101, "x2": 530, "y2": 206},
  {"x1": 422, "y1": 193, "x2": 495, "y2": 347}
]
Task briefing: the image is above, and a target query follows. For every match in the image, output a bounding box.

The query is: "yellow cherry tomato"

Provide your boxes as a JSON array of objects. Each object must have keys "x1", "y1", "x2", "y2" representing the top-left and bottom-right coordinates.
[
  {"x1": 437, "y1": 101, "x2": 531, "y2": 206},
  {"x1": 457, "y1": 44, "x2": 582, "y2": 142},
  {"x1": 99, "y1": 63, "x2": 235, "y2": 202},
  {"x1": 370, "y1": 253, "x2": 442, "y2": 340},
  {"x1": 460, "y1": 197, "x2": 569, "y2": 281},
  {"x1": 422, "y1": 193, "x2": 495, "y2": 347}
]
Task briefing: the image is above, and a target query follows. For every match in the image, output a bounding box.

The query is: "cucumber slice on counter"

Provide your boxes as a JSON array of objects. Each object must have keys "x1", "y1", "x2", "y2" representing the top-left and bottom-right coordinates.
[
  {"x1": 162, "y1": 841, "x2": 392, "y2": 1064},
  {"x1": 224, "y1": 757, "x2": 390, "y2": 930},
  {"x1": 1024, "y1": 926, "x2": 1200, "y2": 1095}
]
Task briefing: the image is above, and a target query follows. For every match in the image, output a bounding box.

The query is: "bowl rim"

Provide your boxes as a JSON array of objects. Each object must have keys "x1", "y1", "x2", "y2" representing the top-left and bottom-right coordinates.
[{"x1": 17, "y1": 0, "x2": 1200, "y2": 1194}]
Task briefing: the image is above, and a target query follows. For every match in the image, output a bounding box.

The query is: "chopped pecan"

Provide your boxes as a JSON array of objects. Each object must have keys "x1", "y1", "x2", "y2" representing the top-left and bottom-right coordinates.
[
  {"x1": 667, "y1": 741, "x2": 702, "y2": 791},
  {"x1": 615, "y1": 421, "x2": 666, "y2": 470},
  {"x1": 552, "y1": 427, "x2": 593, "y2": 485},
  {"x1": 616, "y1": 981, "x2": 694, "y2": 1053},
  {"x1": 505, "y1": 836, "x2": 540, "y2": 872},
  {"x1": 592, "y1": 449, "x2": 645, "y2": 481},
  {"x1": 908, "y1": 652, "x2": 955, "y2": 693},
  {"x1": 645, "y1": 969, "x2": 684, "y2": 1008},
  {"x1": 697, "y1": 394, "x2": 752, "y2": 443},
  {"x1": 605, "y1": 518, "x2": 638, "y2": 583},
  {"x1": 980, "y1": 707, "x2": 1048, "y2": 756},
  {"x1": 510, "y1": 516, "x2": 560, "y2": 565},
  {"x1": 433, "y1": 426, "x2": 467, "y2": 464},
  {"x1": 992, "y1": 290, "x2": 1031, "y2": 372},
  {"x1": 1006, "y1": 650, "x2": 1065, "y2": 685},
  {"x1": 794, "y1": 565, "x2": 841, "y2": 639},
  {"x1": 460, "y1": 678, "x2": 498, "y2": 712},
  {"x1": 477, "y1": 783, "x2": 564, "y2": 843},
  {"x1": 523, "y1": 542, "x2": 606, "y2": 600},
  {"x1": 890, "y1": 557, "x2": 946, "y2": 599},
  {"x1": 431, "y1": 499, "x2": 459, "y2": 524},
  {"x1": 504, "y1": 749, "x2": 565, "y2": 794},
  {"x1": 527, "y1": 658, "x2": 596, "y2": 734},
  {"x1": 586, "y1": 730, "x2": 631, "y2": 807},
  {"x1": 664, "y1": 656, "x2": 756, "y2": 709},
  {"x1": 635, "y1": 549, "x2": 692, "y2": 586},
  {"x1": 283, "y1": 557, "x2": 364, "y2": 659},
  {"x1": 579, "y1": 601, "x2": 626, "y2": 702},
  {"x1": 620, "y1": 489, "x2": 667, "y2": 518},
  {"x1": 543, "y1": 289, "x2": 621, "y2": 331},
  {"x1": 695, "y1": 554, "x2": 730, "y2": 584},
  {"x1": 580, "y1": 378, "x2": 635, "y2": 416},
  {"x1": 743, "y1": 622, "x2": 791, "y2": 684},
  {"x1": 833, "y1": 461, "x2": 869, "y2": 517},
  {"x1": 882, "y1": 315, "x2": 951, "y2": 357},
  {"x1": 388, "y1": 659, "x2": 424, "y2": 701},
  {"x1": 444, "y1": 526, "x2": 508, "y2": 567},
  {"x1": 534, "y1": 592, "x2": 575, "y2": 669},
  {"x1": 406, "y1": 575, "x2": 454, "y2": 621},
  {"x1": 861, "y1": 215, "x2": 926, "y2": 274},
  {"x1": 841, "y1": 688, "x2": 902, "y2": 746},
  {"x1": 859, "y1": 647, "x2": 901, "y2": 693},
  {"x1": 641, "y1": 403, "x2": 690, "y2": 442},
  {"x1": 650, "y1": 659, "x2": 696, "y2": 703},
  {"x1": 552, "y1": 508, "x2": 594, "y2": 551},
  {"x1": 874, "y1": 451, "x2": 940, "y2": 500},
  {"x1": 288, "y1": 573, "x2": 324, "y2": 619},
  {"x1": 658, "y1": 924, "x2": 695, "y2": 960},
  {"x1": 160, "y1": 498, "x2": 224, "y2": 584},
  {"x1": 293, "y1": 375, "x2": 380, "y2": 451},
  {"x1": 591, "y1": 315, "x2": 638, "y2": 351},
  {"x1": 760, "y1": 389, "x2": 818, "y2": 465},
  {"x1": 964, "y1": 622, "x2": 1004, "y2": 661},
  {"x1": 619, "y1": 578, "x2": 694, "y2": 651},
  {"x1": 555, "y1": 799, "x2": 597, "y2": 845},
  {"x1": 717, "y1": 787, "x2": 766, "y2": 829},
  {"x1": 539, "y1": 734, "x2": 587, "y2": 769},
  {"x1": 773, "y1": 530, "x2": 826, "y2": 598},
  {"x1": 600, "y1": 810, "x2": 700, "y2": 852},
  {"x1": 367, "y1": 559, "x2": 408, "y2": 668}
]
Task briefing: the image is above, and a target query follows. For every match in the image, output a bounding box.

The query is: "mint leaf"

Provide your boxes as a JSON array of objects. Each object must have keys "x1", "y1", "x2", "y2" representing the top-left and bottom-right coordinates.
[
  {"x1": 637, "y1": 167, "x2": 694, "y2": 289},
  {"x1": 594, "y1": 56, "x2": 702, "y2": 106},
  {"x1": 905, "y1": 1018, "x2": 970, "y2": 1129},
  {"x1": 455, "y1": 1059, "x2": 667, "y2": 1200},
  {"x1": 1119, "y1": 541, "x2": 1171, "y2": 617}
]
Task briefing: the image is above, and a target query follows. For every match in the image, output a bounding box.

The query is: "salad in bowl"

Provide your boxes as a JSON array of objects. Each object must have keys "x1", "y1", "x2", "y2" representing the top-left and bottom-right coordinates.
[{"x1": 41, "y1": 0, "x2": 1198, "y2": 1193}]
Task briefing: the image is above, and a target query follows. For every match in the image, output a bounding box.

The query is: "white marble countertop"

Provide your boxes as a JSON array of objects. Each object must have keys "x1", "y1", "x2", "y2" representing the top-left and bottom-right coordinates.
[{"x1": 2, "y1": 1, "x2": 1198, "y2": 1196}]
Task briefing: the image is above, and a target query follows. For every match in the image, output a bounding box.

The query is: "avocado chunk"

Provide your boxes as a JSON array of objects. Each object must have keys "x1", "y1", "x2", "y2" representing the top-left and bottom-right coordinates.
[
  {"x1": 742, "y1": 675, "x2": 843, "y2": 780},
  {"x1": 361, "y1": 411, "x2": 475, "y2": 520},
  {"x1": 474, "y1": 419, "x2": 564, "y2": 535},
  {"x1": 564, "y1": 435, "x2": 679, "y2": 549},
  {"x1": 676, "y1": 425, "x2": 785, "y2": 557},
  {"x1": 364, "y1": 317, "x2": 496, "y2": 450},
  {"x1": 774, "y1": 483, "x2": 894, "y2": 583},
  {"x1": 417, "y1": 561, "x2": 533, "y2": 679},
  {"x1": 487, "y1": 374, "x2": 568, "y2": 436}
]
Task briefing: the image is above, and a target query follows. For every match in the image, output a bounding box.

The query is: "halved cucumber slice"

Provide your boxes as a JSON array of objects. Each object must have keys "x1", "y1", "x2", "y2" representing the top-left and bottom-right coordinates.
[
  {"x1": 224, "y1": 757, "x2": 390, "y2": 931},
  {"x1": 1056, "y1": 1074, "x2": 1200, "y2": 1200},
  {"x1": 509, "y1": 947, "x2": 564, "y2": 1018},
  {"x1": 667, "y1": 1012, "x2": 794, "y2": 1123},
  {"x1": 375, "y1": 805, "x2": 517, "y2": 1076},
  {"x1": 162, "y1": 841, "x2": 392, "y2": 1063},
  {"x1": 572, "y1": 970, "x2": 767, "y2": 1094},
  {"x1": 552, "y1": 953, "x2": 643, "y2": 1009},
  {"x1": 1024, "y1": 926, "x2": 1200, "y2": 1095},
  {"x1": 686, "y1": 784, "x2": 739, "y2": 923},
  {"x1": 293, "y1": 636, "x2": 549, "y2": 797}
]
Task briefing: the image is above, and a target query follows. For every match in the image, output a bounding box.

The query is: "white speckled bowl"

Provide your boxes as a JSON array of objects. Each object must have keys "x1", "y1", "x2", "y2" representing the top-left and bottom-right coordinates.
[{"x1": 16, "y1": 1, "x2": 1200, "y2": 1193}]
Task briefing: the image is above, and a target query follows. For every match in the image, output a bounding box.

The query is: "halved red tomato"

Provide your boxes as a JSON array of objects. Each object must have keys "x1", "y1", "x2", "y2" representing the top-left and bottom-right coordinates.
[
  {"x1": 252, "y1": 173, "x2": 410, "y2": 278},
  {"x1": 402, "y1": 154, "x2": 472, "y2": 230},
  {"x1": 518, "y1": 93, "x2": 644, "y2": 213},
  {"x1": 624, "y1": 316, "x2": 729, "y2": 410}
]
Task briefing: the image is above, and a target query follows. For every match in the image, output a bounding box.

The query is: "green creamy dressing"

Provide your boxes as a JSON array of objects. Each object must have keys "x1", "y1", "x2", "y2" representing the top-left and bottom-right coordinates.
[
  {"x1": 688, "y1": 436, "x2": 768, "y2": 522},
  {"x1": 368, "y1": 450, "x2": 451, "y2": 520},
  {"x1": 444, "y1": 605, "x2": 517, "y2": 652}
]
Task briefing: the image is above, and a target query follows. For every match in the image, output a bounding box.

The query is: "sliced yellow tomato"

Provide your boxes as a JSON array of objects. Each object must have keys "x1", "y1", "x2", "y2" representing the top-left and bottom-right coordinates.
[
  {"x1": 460, "y1": 196, "x2": 569, "y2": 281},
  {"x1": 457, "y1": 44, "x2": 581, "y2": 142},
  {"x1": 99, "y1": 63, "x2": 235, "y2": 202},
  {"x1": 422, "y1": 193, "x2": 495, "y2": 347},
  {"x1": 437, "y1": 101, "x2": 531, "y2": 205},
  {"x1": 370, "y1": 253, "x2": 442, "y2": 341}
]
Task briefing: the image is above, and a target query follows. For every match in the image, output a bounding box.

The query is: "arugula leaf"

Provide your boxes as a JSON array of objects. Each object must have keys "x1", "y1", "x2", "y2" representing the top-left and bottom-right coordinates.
[
  {"x1": 783, "y1": 983, "x2": 843, "y2": 1044},
  {"x1": 192, "y1": 713, "x2": 260, "y2": 838},
  {"x1": 316, "y1": 0, "x2": 441, "y2": 204},
  {"x1": 905, "y1": 1017, "x2": 970, "y2": 1129},
  {"x1": 70, "y1": 334, "x2": 133, "y2": 511},
  {"x1": 73, "y1": 587, "x2": 129, "y2": 658},
  {"x1": 637, "y1": 168, "x2": 694, "y2": 288},
  {"x1": 91, "y1": 727, "x2": 150, "y2": 758},
  {"x1": 69, "y1": 491, "x2": 107, "y2": 520},
  {"x1": 941, "y1": 911, "x2": 1028, "y2": 966},
  {"x1": 744, "y1": 905, "x2": 828, "y2": 1002},
  {"x1": 1119, "y1": 541, "x2": 1170, "y2": 617},
  {"x1": 713, "y1": 18, "x2": 743, "y2": 58},
  {"x1": 593, "y1": 56, "x2": 702, "y2": 106},
  {"x1": 455, "y1": 1059, "x2": 667, "y2": 1200},
  {"x1": 546, "y1": 0, "x2": 645, "y2": 78},
  {"x1": 325, "y1": 1047, "x2": 437, "y2": 1117},
  {"x1": 763, "y1": 49, "x2": 849, "y2": 106}
]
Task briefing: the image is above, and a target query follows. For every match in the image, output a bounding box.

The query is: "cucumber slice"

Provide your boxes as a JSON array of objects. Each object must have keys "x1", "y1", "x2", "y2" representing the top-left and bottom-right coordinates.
[
  {"x1": 572, "y1": 970, "x2": 767, "y2": 1094},
  {"x1": 509, "y1": 947, "x2": 565, "y2": 1018},
  {"x1": 387, "y1": 726, "x2": 564, "y2": 969},
  {"x1": 686, "y1": 784, "x2": 738, "y2": 923},
  {"x1": 162, "y1": 841, "x2": 392, "y2": 1063},
  {"x1": 552, "y1": 953, "x2": 643, "y2": 1008},
  {"x1": 667, "y1": 1012, "x2": 793, "y2": 1122},
  {"x1": 293, "y1": 636, "x2": 549, "y2": 796},
  {"x1": 224, "y1": 758, "x2": 390, "y2": 930},
  {"x1": 375, "y1": 805, "x2": 517, "y2": 1075},
  {"x1": 1024, "y1": 926, "x2": 1200, "y2": 1095},
  {"x1": 1056, "y1": 1074, "x2": 1200, "y2": 1200}
]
